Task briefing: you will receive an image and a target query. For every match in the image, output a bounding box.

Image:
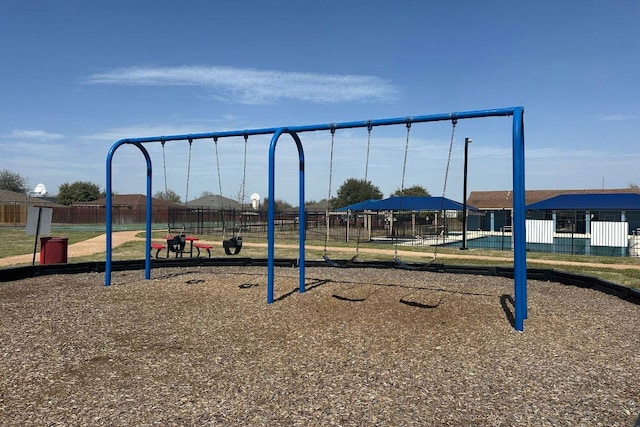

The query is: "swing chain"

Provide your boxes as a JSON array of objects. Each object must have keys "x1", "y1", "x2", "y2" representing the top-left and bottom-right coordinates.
[
  {"x1": 241, "y1": 133, "x2": 248, "y2": 206},
  {"x1": 394, "y1": 118, "x2": 413, "y2": 261},
  {"x1": 161, "y1": 140, "x2": 168, "y2": 198},
  {"x1": 324, "y1": 124, "x2": 336, "y2": 256},
  {"x1": 185, "y1": 138, "x2": 193, "y2": 210},
  {"x1": 214, "y1": 137, "x2": 223, "y2": 201},
  {"x1": 440, "y1": 119, "x2": 457, "y2": 208},
  {"x1": 213, "y1": 136, "x2": 226, "y2": 239},
  {"x1": 400, "y1": 118, "x2": 412, "y2": 192},
  {"x1": 364, "y1": 121, "x2": 373, "y2": 183},
  {"x1": 327, "y1": 124, "x2": 336, "y2": 202},
  {"x1": 354, "y1": 121, "x2": 374, "y2": 259},
  {"x1": 434, "y1": 118, "x2": 457, "y2": 253},
  {"x1": 237, "y1": 133, "x2": 249, "y2": 237}
]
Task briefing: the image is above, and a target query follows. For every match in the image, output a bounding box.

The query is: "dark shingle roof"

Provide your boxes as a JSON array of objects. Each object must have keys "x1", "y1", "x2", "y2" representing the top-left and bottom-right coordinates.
[
  {"x1": 187, "y1": 195, "x2": 240, "y2": 209},
  {"x1": 0, "y1": 190, "x2": 64, "y2": 207},
  {"x1": 0, "y1": 190, "x2": 27, "y2": 203},
  {"x1": 74, "y1": 194, "x2": 179, "y2": 207}
]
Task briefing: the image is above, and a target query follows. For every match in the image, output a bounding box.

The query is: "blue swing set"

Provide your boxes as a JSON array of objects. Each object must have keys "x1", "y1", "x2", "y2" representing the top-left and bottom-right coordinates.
[{"x1": 104, "y1": 107, "x2": 527, "y2": 330}]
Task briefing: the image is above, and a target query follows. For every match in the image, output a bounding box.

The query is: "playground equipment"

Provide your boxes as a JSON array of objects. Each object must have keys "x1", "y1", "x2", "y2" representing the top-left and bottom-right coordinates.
[
  {"x1": 161, "y1": 133, "x2": 247, "y2": 255},
  {"x1": 105, "y1": 106, "x2": 527, "y2": 331},
  {"x1": 322, "y1": 123, "x2": 372, "y2": 266},
  {"x1": 392, "y1": 118, "x2": 457, "y2": 269},
  {"x1": 213, "y1": 134, "x2": 247, "y2": 255}
]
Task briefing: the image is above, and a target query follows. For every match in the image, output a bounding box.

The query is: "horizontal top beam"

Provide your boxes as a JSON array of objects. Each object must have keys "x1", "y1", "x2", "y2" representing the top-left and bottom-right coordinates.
[{"x1": 112, "y1": 106, "x2": 522, "y2": 146}]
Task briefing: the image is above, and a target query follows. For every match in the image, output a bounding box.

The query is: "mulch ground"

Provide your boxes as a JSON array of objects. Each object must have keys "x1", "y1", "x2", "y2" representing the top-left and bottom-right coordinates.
[{"x1": 1, "y1": 266, "x2": 638, "y2": 426}]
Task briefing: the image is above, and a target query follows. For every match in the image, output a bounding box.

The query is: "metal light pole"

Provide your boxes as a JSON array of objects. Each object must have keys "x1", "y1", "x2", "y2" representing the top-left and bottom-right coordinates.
[{"x1": 461, "y1": 137, "x2": 472, "y2": 250}]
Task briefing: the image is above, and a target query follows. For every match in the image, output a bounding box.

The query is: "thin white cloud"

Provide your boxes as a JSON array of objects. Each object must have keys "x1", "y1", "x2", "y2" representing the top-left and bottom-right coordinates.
[
  {"x1": 10, "y1": 129, "x2": 64, "y2": 140},
  {"x1": 525, "y1": 146, "x2": 603, "y2": 160},
  {"x1": 84, "y1": 66, "x2": 399, "y2": 104},
  {"x1": 598, "y1": 114, "x2": 638, "y2": 122}
]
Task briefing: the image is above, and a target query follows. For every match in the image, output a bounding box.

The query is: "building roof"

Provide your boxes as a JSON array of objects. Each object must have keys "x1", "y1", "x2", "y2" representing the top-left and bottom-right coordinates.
[
  {"x1": 305, "y1": 199, "x2": 329, "y2": 211},
  {"x1": 335, "y1": 196, "x2": 471, "y2": 212},
  {"x1": 187, "y1": 194, "x2": 240, "y2": 209},
  {"x1": 526, "y1": 193, "x2": 640, "y2": 211},
  {"x1": 75, "y1": 194, "x2": 179, "y2": 208},
  {"x1": 0, "y1": 190, "x2": 28, "y2": 203},
  {"x1": 467, "y1": 188, "x2": 640, "y2": 210},
  {"x1": 0, "y1": 190, "x2": 64, "y2": 206}
]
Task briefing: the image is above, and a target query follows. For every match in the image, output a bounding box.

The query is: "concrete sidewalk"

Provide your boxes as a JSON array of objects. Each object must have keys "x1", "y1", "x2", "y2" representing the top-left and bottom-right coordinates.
[{"x1": 0, "y1": 230, "x2": 143, "y2": 268}]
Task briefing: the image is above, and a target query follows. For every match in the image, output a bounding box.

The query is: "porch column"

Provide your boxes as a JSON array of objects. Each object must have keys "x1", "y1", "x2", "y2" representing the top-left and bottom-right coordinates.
[{"x1": 585, "y1": 211, "x2": 591, "y2": 255}]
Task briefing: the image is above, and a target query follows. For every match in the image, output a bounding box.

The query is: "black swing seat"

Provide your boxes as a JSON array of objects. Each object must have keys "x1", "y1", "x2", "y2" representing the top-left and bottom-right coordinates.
[
  {"x1": 322, "y1": 254, "x2": 343, "y2": 267},
  {"x1": 223, "y1": 236, "x2": 243, "y2": 255},
  {"x1": 322, "y1": 254, "x2": 359, "y2": 267},
  {"x1": 167, "y1": 235, "x2": 186, "y2": 257}
]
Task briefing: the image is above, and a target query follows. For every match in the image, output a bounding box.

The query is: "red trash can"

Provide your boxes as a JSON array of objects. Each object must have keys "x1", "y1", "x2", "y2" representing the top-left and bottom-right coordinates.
[{"x1": 40, "y1": 237, "x2": 69, "y2": 264}]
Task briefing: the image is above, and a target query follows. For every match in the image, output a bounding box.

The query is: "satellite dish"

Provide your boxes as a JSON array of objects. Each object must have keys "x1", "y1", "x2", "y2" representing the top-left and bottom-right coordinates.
[
  {"x1": 33, "y1": 183, "x2": 47, "y2": 197},
  {"x1": 250, "y1": 193, "x2": 260, "y2": 210}
]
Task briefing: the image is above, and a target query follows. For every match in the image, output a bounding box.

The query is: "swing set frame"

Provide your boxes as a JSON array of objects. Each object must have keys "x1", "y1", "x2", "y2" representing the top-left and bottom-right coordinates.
[{"x1": 104, "y1": 106, "x2": 527, "y2": 331}]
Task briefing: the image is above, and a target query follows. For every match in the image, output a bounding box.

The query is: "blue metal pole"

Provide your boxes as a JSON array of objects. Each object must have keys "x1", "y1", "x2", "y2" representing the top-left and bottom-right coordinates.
[
  {"x1": 267, "y1": 128, "x2": 286, "y2": 303},
  {"x1": 104, "y1": 140, "x2": 153, "y2": 286},
  {"x1": 105, "y1": 107, "x2": 519, "y2": 147},
  {"x1": 136, "y1": 143, "x2": 153, "y2": 281},
  {"x1": 288, "y1": 132, "x2": 306, "y2": 294},
  {"x1": 512, "y1": 107, "x2": 527, "y2": 331},
  {"x1": 266, "y1": 129, "x2": 306, "y2": 301},
  {"x1": 105, "y1": 145, "x2": 116, "y2": 286},
  {"x1": 519, "y1": 111, "x2": 528, "y2": 320}
]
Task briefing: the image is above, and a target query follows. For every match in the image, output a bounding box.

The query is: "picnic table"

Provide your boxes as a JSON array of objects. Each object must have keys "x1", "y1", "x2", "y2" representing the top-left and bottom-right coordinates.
[{"x1": 150, "y1": 235, "x2": 213, "y2": 258}]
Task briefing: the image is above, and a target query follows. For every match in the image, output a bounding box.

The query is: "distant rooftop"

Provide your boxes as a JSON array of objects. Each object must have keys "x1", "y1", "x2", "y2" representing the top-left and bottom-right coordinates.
[{"x1": 467, "y1": 188, "x2": 639, "y2": 210}]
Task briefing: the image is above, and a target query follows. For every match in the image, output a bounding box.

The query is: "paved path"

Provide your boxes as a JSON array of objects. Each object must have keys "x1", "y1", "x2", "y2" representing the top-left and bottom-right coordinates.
[
  {"x1": 242, "y1": 242, "x2": 640, "y2": 271},
  {"x1": 3, "y1": 231, "x2": 640, "y2": 272},
  {"x1": 0, "y1": 230, "x2": 143, "y2": 267}
]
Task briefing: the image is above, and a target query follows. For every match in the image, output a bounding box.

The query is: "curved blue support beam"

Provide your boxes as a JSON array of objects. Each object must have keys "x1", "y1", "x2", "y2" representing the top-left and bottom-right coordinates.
[
  {"x1": 267, "y1": 129, "x2": 305, "y2": 303},
  {"x1": 290, "y1": 132, "x2": 306, "y2": 295},
  {"x1": 105, "y1": 140, "x2": 153, "y2": 286}
]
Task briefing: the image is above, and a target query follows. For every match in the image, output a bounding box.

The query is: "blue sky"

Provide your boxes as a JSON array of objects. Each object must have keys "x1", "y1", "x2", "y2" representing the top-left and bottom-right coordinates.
[{"x1": 1, "y1": 0, "x2": 638, "y2": 205}]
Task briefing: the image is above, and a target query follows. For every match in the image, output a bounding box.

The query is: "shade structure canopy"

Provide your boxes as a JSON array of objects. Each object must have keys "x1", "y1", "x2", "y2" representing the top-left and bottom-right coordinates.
[{"x1": 334, "y1": 196, "x2": 475, "y2": 212}]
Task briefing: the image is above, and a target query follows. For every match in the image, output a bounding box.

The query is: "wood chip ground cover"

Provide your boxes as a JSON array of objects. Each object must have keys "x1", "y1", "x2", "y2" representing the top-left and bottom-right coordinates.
[{"x1": 0, "y1": 266, "x2": 638, "y2": 426}]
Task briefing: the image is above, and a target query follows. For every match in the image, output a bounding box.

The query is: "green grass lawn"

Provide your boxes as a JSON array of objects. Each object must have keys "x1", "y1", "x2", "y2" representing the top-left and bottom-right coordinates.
[
  {"x1": 2, "y1": 227, "x2": 639, "y2": 289},
  {"x1": 0, "y1": 227, "x2": 104, "y2": 259}
]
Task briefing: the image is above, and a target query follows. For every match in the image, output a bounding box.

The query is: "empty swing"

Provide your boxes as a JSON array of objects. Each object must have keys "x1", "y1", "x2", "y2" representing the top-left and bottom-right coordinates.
[
  {"x1": 322, "y1": 125, "x2": 341, "y2": 266},
  {"x1": 351, "y1": 121, "x2": 374, "y2": 262},
  {"x1": 214, "y1": 135, "x2": 247, "y2": 255},
  {"x1": 322, "y1": 122, "x2": 373, "y2": 266},
  {"x1": 393, "y1": 118, "x2": 457, "y2": 269}
]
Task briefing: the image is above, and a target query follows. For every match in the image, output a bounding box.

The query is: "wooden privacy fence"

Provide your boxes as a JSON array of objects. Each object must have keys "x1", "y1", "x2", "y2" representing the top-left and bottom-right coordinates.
[{"x1": 0, "y1": 203, "x2": 26, "y2": 225}]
